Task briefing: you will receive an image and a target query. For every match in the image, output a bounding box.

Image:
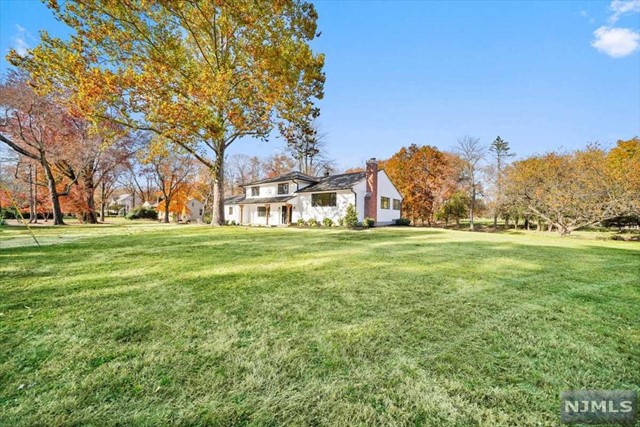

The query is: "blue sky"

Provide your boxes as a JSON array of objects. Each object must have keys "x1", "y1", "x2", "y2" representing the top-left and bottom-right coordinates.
[{"x1": 1, "y1": 0, "x2": 639, "y2": 169}]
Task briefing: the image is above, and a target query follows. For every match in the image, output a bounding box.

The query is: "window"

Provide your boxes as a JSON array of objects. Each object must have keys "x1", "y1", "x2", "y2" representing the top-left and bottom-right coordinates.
[
  {"x1": 199, "y1": 209, "x2": 203, "y2": 216},
  {"x1": 277, "y1": 183, "x2": 289, "y2": 195},
  {"x1": 228, "y1": 206, "x2": 233, "y2": 215},
  {"x1": 257, "y1": 206, "x2": 267, "y2": 217},
  {"x1": 311, "y1": 192, "x2": 337, "y2": 207},
  {"x1": 393, "y1": 199, "x2": 401, "y2": 210},
  {"x1": 251, "y1": 186, "x2": 260, "y2": 196},
  {"x1": 381, "y1": 197, "x2": 390, "y2": 209}
]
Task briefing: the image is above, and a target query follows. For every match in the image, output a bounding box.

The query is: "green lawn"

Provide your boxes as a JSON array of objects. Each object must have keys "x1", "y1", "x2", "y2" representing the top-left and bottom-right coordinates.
[{"x1": 1, "y1": 223, "x2": 638, "y2": 426}]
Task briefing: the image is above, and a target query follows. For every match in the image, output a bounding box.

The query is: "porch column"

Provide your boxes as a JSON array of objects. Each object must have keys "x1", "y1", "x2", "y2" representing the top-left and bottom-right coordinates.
[{"x1": 240, "y1": 205, "x2": 244, "y2": 224}]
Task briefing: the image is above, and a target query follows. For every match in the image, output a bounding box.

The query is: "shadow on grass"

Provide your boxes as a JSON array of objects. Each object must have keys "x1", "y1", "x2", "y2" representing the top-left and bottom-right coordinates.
[{"x1": 1, "y1": 227, "x2": 639, "y2": 426}]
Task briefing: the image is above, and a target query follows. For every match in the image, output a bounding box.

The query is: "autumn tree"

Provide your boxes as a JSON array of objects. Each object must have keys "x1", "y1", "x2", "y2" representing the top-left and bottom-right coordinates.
[
  {"x1": 0, "y1": 149, "x2": 34, "y2": 220},
  {"x1": 455, "y1": 135, "x2": 485, "y2": 230},
  {"x1": 142, "y1": 141, "x2": 194, "y2": 223},
  {"x1": 55, "y1": 118, "x2": 137, "y2": 223},
  {"x1": 382, "y1": 144, "x2": 454, "y2": 225},
  {"x1": 607, "y1": 137, "x2": 640, "y2": 216},
  {"x1": 503, "y1": 145, "x2": 635, "y2": 235},
  {"x1": 0, "y1": 72, "x2": 73, "y2": 225},
  {"x1": 14, "y1": 0, "x2": 325, "y2": 226},
  {"x1": 488, "y1": 136, "x2": 515, "y2": 228},
  {"x1": 262, "y1": 153, "x2": 297, "y2": 178}
]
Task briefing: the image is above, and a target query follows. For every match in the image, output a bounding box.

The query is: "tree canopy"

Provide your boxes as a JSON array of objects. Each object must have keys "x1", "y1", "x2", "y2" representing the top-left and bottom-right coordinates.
[{"x1": 10, "y1": 0, "x2": 325, "y2": 225}]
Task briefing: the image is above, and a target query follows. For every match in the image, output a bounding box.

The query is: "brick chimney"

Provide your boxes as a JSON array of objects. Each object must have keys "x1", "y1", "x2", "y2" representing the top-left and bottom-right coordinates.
[{"x1": 364, "y1": 158, "x2": 378, "y2": 222}]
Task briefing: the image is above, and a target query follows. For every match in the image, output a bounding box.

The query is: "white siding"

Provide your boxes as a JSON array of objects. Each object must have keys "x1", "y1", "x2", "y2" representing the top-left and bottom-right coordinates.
[
  {"x1": 183, "y1": 199, "x2": 205, "y2": 222},
  {"x1": 225, "y1": 204, "x2": 242, "y2": 224},
  {"x1": 297, "y1": 190, "x2": 356, "y2": 223},
  {"x1": 223, "y1": 170, "x2": 401, "y2": 226},
  {"x1": 376, "y1": 170, "x2": 403, "y2": 224},
  {"x1": 352, "y1": 180, "x2": 367, "y2": 221},
  {"x1": 244, "y1": 179, "x2": 316, "y2": 200}
]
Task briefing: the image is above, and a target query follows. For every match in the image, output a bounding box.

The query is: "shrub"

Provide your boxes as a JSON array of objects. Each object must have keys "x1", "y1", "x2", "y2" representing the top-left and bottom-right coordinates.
[
  {"x1": 297, "y1": 218, "x2": 306, "y2": 226},
  {"x1": 344, "y1": 204, "x2": 358, "y2": 228},
  {"x1": 337, "y1": 217, "x2": 344, "y2": 226},
  {"x1": 322, "y1": 217, "x2": 333, "y2": 227},
  {"x1": 362, "y1": 217, "x2": 375, "y2": 227},
  {"x1": 395, "y1": 217, "x2": 411, "y2": 226},
  {"x1": 125, "y1": 207, "x2": 158, "y2": 220},
  {"x1": 0, "y1": 207, "x2": 18, "y2": 219},
  {"x1": 308, "y1": 218, "x2": 319, "y2": 227}
]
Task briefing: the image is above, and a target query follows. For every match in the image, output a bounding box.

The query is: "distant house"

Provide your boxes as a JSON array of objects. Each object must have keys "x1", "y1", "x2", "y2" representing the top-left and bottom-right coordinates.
[
  {"x1": 181, "y1": 198, "x2": 205, "y2": 222},
  {"x1": 110, "y1": 193, "x2": 135, "y2": 215},
  {"x1": 224, "y1": 159, "x2": 402, "y2": 226},
  {"x1": 157, "y1": 197, "x2": 205, "y2": 223},
  {"x1": 141, "y1": 200, "x2": 157, "y2": 209}
]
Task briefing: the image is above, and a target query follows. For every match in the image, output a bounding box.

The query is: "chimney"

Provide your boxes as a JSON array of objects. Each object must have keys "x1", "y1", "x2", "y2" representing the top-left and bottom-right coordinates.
[{"x1": 364, "y1": 158, "x2": 378, "y2": 222}]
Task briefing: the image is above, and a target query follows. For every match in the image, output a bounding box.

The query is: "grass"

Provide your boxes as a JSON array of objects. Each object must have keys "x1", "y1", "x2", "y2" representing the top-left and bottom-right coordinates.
[{"x1": 1, "y1": 222, "x2": 638, "y2": 426}]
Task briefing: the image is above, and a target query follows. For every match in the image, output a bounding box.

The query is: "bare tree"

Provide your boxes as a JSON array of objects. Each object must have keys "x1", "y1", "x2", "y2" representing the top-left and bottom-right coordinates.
[
  {"x1": 455, "y1": 135, "x2": 485, "y2": 230},
  {"x1": 226, "y1": 154, "x2": 257, "y2": 195}
]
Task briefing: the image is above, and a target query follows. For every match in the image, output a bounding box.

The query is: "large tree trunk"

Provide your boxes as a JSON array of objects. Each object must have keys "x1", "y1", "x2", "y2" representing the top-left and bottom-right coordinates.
[
  {"x1": 469, "y1": 185, "x2": 475, "y2": 231},
  {"x1": 28, "y1": 165, "x2": 37, "y2": 224},
  {"x1": 163, "y1": 199, "x2": 170, "y2": 223},
  {"x1": 100, "y1": 181, "x2": 106, "y2": 221},
  {"x1": 42, "y1": 159, "x2": 65, "y2": 225},
  {"x1": 211, "y1": 152, "x2": 225, "y2": 226},
  {"x1": 83, "y1": 174, "x2": 98, "y2": 224},
  {"x1": 493, "y1": 213, "x2": 497, "y2": 229}
]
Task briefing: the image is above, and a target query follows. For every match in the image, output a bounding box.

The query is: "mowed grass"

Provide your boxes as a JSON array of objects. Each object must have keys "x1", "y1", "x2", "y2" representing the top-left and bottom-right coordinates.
[{"x1": 1, "y1": 223, "x2": 638, "y2": 426}]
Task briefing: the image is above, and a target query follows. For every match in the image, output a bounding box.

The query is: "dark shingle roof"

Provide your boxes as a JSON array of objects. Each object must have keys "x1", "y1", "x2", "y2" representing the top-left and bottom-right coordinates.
[
  {"x1": 224, "y1": 195, "x2": 246, "y2": 205},
  {"x1": 243, "y1": 172, "x2": 318, "y2": 187},
  {"x1": 296, "y1": 172, "x2": 366, "y2": 193},
  {"x1": 235, "y1": 196, "x2": 295, "y2": 205}
]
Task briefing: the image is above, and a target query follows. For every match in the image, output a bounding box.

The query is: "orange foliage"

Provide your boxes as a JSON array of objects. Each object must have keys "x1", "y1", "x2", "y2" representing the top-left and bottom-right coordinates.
[{"x1": 381, "y1": 144, "x2": 461, "y2": 224}]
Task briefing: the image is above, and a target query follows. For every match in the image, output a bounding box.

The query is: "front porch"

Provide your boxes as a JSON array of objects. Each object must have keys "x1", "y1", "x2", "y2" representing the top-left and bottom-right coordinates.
[{"x1": 239, "y1": 203, "x2": 293, "y2": 226}]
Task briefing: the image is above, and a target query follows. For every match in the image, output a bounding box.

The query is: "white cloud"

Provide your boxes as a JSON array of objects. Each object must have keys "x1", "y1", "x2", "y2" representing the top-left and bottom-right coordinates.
[
  {"x1": 591, "y1": 26, "x2": 640, "y2": 57},
  {"x1": 609, "y1": 0, "x2": 640, "y2": 23},
  {"x1": 11, "y1": 24, "x2": 29, "y2": 56}
]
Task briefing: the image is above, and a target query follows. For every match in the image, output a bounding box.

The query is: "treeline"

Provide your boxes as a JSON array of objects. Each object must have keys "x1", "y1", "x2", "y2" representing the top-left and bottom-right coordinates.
[
  {"x1": 2, "y1": 1, "x2": 325, "y2": 226},
  {"x1": 0, "y1": 73, "x2": 334, "y2": 224},
  {"x1": 374, "y1": 137, "x2": 639, "y2": 235}
]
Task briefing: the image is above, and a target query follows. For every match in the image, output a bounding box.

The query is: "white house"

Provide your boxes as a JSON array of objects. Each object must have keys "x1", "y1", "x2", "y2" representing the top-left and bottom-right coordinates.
[
  {"x1": 181, "y1": 198, "x2": 205, "y2": 223},
  {"x1": 156, "y1": 197, "x2": 205, "y2": 223},
  {"x1": 224, "y1": 159, "x2": 403, "y2": 226},
  {"x1": 110, "y1": 193, "x2": 135, "y2": 215}
]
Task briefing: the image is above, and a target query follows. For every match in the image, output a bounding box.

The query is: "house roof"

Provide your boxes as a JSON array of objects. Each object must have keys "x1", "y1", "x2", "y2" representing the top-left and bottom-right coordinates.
[
  {"x1": 224, "y1": 195, "x2": 246, "y2": 205},
  {"x1": 243, "y1": 171, "x2": 319, "y2": 187},
  {"x1": 225, "y1": 195, "x2": 295, "y2": 205},
  {"x1": 296, "y1": 171, "x2": 366, "y2": 193}
]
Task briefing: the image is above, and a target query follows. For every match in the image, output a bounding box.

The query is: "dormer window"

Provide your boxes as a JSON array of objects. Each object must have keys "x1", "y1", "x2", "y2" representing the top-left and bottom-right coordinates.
[
  {"x1": 251, "y1": 186, "x2": 260, "y2": 197},
  {"x1": 277, "y1": 183, "x2": 289, "y2": 195}
]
